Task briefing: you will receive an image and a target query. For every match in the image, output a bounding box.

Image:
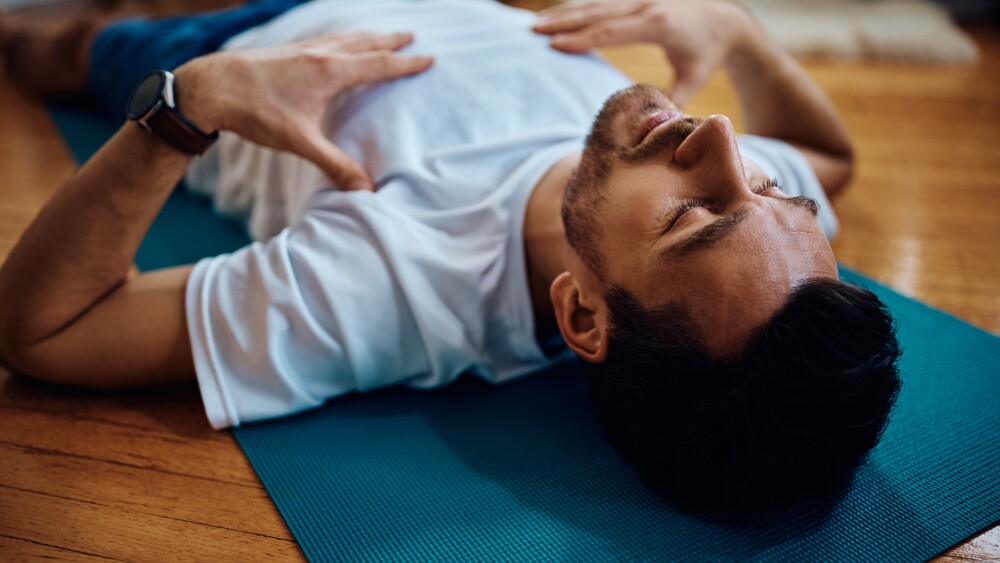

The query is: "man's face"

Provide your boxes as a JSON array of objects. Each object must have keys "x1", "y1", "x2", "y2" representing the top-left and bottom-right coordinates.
[{"x1": 563, "y1": 85, "x2": 838, "y2": 357}]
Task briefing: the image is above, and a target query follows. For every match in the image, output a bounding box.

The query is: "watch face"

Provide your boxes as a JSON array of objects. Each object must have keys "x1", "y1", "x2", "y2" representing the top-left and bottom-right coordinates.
[{"x1": 126, "y1": 71, "x2": 166, "y2": 120}]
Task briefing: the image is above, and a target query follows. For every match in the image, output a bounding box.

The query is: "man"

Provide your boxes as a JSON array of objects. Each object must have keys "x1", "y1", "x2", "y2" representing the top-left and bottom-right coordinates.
[{"x1": 0, "y1": 0, "x2": 901, "y2": 510}]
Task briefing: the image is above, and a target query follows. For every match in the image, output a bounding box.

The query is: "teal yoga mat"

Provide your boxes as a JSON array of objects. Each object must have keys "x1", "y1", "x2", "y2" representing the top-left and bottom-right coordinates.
[{"x1": 48, "y1": 103, "x2": 1000, "y2": 562}]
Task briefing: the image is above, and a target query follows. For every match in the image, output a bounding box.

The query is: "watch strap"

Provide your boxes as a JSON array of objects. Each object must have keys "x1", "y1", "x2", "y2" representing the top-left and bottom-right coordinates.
[{"x1": 144, "y1": 104, "x2": 219, "y2": 155}]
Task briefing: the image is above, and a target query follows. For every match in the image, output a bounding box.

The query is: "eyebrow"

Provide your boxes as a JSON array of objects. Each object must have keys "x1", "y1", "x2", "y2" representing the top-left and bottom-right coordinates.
[
  {"x1": 669, "y1": 196, "x2": 820, "y2": 256},
  {"x1": 782, "y1": 195, "x2": 821, "y2": 216}
]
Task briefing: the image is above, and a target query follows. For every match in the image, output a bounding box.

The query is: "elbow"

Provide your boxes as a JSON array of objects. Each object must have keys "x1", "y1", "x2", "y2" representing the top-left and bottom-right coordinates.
[
  {"x1": 828, "y1": 151, "x2": 855, "y2": 200},
  {"x1": 0, "y1": 325, "x2": 50, "y2": 384},
  {"x1": 0, "y1": 343, "x2": 72, "y2": 388},
  {"x1": 809, "y1": 119, "x2": 855, "y2": 201},
  {"x1": 832, "y1": 128, "x2": 856, "y2": 193},
  {"x1": 0, "y1": 333, "x2": 30, "y2": 380},
  {"x1": 0, "y1": 310, "x2": 31, "y2": 375},
  {"x1": 0, "y1": 304, "x2": 69, "y2": 384},
  {"x1": 0, "y1": 286, "x2": 28, "y2": 373},
  {"x1": 0, "y1": 319, "x2": 17, "y2": 374}
]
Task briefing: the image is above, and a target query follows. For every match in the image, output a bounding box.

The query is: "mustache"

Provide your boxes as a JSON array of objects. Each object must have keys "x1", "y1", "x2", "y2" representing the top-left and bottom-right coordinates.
[{"x1": 619, "y1": 116, "x2": 703, "y2": 163}]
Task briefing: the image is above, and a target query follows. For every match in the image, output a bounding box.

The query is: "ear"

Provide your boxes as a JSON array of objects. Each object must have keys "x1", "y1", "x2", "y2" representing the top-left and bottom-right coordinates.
[{"x1": 550, "y1": 271, "x2": 609, "y2": 364}]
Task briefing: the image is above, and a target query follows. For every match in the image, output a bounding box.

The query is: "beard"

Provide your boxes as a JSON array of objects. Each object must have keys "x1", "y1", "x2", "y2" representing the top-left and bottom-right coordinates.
[{"x1": 562, "y1": 84, "x2": 701, "y2": 274}]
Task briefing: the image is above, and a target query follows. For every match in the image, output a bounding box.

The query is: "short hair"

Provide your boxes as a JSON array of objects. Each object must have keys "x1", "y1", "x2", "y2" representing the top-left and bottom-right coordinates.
[{"x1": 587, "y1": 278, "x2": 902, "y2": 513}]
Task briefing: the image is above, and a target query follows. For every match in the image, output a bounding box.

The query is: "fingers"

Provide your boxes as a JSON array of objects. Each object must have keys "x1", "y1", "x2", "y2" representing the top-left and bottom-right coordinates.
[
  {"x1": 533, "y1": 1, "x2": 647, "y2": 35},
  {"x1": 336, "y1": 31, "x2": 415, "y2": 53},
  {"x1": 537, "y1": 0, "x2": 618, "y2": 17},
  {"x1": 295, "y1": 126, "x2": 374, "y2": 191},
  {"x1": 304, "y1": 30, "x2": 415, "y2": 53},
  {"x1": 344, "y1": 50, "x2": 434, "y2": 86},
  {"x1": 545, "y1": 16, "x2": 649, "y2": 53}
]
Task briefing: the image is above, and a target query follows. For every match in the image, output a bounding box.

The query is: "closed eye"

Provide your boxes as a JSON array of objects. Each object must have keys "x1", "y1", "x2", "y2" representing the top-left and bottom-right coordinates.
[
  {"x1": 753, "y1": 177, "x2": 782, "y2": 195},
  {"x1": 660, "y1": 177, "x2": 783, "y2": 234},
  {"x1": 660, "y1": 199, "x2": 704, "y2": 234}
]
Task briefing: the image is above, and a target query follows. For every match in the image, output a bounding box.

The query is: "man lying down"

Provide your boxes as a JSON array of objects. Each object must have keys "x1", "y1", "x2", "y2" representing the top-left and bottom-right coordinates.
[{"x1": 0, "y1": 0, "x2": 901, "y2": 510}]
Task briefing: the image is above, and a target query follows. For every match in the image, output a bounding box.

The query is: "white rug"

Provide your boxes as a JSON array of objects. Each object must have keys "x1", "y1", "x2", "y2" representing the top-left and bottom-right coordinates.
[{"x1": 737, "y1": 0, "x2": 978, "y2": 63}]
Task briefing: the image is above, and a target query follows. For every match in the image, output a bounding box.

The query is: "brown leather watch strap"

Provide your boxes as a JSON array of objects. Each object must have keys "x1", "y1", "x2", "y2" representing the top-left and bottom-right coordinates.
[{"x1": 145, "y1": 104, "x2": 219, "y2": 155}]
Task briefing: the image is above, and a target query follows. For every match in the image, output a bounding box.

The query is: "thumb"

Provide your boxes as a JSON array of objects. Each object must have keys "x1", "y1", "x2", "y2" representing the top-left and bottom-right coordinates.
[
  {"x1": 298, "y1": 128, "x2": 374, "y2": 191},
  {"x1": 668, "y1": 62, "x2": 712, "y2": 109}
]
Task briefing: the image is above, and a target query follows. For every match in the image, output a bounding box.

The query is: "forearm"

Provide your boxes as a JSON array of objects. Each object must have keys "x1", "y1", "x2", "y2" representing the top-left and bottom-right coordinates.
[
  {"x1": 0, "y1": 124, "x2": 191, "y2": 354},
  {"x1": 724, "y1": 10, "x2": 852, "y2": 159}
]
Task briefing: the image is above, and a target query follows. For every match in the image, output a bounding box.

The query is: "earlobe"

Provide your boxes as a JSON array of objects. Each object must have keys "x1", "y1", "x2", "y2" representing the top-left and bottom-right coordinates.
[{"x1": 550, "y1": 272, "x2": 609, "y2": 364}]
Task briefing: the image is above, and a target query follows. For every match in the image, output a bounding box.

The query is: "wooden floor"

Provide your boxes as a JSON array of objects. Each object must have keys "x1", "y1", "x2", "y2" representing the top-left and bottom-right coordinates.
[{"x1": 1, "y1": 6, "x2": 999, "y2": 561}]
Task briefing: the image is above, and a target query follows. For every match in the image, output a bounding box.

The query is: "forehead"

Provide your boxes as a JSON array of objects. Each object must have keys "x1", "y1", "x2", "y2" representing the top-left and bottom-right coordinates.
[
  {"x1": 632, "y1": 201, "x2": 836, "y2": 353},
  {"x1": 593, "y1": 154, "x2": 775, "y2": 265},
  {"x1": 637, "y1": 199, "x2": 831, "y2": 291}
]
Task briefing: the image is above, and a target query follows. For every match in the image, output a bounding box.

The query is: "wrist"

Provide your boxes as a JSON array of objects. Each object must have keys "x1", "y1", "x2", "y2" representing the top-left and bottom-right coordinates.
[
  {"x1": 173, "y1": 59, "x2": 223, "y2": 133},
  {"x1": 720, "y1": 3, "x2": 767, "y2": 64}
]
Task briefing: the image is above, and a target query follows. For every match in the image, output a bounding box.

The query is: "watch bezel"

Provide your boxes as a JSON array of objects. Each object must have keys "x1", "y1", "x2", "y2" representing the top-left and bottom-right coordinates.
[
  {"x1": 125, "y1": 69, "x2": 218, "y2": 154},
  {"x1": 126, "y1": 70, "x2": 177, "y2": 123}
]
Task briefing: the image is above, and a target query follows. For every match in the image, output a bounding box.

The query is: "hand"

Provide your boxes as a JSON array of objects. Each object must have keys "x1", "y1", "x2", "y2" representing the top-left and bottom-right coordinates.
[
  {"x1": 532, "y1": 1, "x2": 753, "y2": 107},
  {"x1": 176, "y1": 32, "x2": 433, "y2": 191}
]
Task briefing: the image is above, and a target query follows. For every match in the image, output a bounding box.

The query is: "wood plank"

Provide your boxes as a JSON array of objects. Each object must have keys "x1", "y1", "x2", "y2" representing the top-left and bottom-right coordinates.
[
  {"x1": 0, "y1": 441, "x2": 291, "y2": 539},
  {"x1": 0, "y1": 389, "x2": 259, "y2": 486},
  {"x1": 0, "y1": 535, "x2": 112, "y2": 562},
  {"x1": 0, "y1": 487, "x2": 303, "y2": 561}
]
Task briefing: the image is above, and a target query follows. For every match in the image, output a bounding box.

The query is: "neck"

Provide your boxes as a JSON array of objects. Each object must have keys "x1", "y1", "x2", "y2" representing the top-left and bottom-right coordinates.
[{"x1": 523, "y1": 151, "x2": 580, "y2": 336}]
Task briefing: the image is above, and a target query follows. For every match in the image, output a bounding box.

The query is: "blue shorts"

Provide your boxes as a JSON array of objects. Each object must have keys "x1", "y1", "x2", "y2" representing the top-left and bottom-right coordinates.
[{"x1": 87, "y1": 0, "x2": 305, "y2": 122}]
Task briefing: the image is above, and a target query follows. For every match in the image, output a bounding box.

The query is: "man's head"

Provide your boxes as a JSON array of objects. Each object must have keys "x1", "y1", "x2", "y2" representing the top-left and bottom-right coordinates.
[{"x1": 552, "y1": 84, "x2": 902, "y2": 511}]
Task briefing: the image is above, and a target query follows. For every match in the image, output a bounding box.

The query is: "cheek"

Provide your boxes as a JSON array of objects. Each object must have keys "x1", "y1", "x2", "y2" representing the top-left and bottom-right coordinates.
[
  {"x1": 602, "y1": 168, "x2": 677, "y2": 225},
  {"x1": 600, "y1": 179, "x2": 660, "y2": 247},
  {"x1": 593, "y1": 176, "x2": 671, "y2": 280}
]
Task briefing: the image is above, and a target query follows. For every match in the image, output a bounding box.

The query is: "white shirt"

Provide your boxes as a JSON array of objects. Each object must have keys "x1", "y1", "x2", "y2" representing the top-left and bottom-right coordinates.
[{"x1": 184, "y1": 0, "x2": 837, "y2": 429}]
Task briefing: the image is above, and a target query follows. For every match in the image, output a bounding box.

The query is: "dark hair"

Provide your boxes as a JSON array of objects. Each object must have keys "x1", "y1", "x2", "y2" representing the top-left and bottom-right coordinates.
[{"x1": 587, "y1": 278, "x2": 902, "y2": 512}]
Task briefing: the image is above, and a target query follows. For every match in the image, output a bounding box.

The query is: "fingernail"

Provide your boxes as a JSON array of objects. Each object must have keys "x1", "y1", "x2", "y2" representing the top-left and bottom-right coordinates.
[{"x1": 350, "y1": 181, "x2": 373, "y2": 191}]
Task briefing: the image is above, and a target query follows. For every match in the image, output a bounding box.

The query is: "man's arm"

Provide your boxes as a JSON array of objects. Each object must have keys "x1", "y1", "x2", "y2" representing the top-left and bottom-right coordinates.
[
  {"x1": 0, "y1": 32, "x2": 433, "y2": 387},
  {"x1": 723, "y1": 10, "x2": 854, "y2": 197},
  {"x1": 532, "y1": 0, "x2": 854, "y2": 196},
  {"x1": 0, "y1": 124, "x2": 196, "y2": 386}
]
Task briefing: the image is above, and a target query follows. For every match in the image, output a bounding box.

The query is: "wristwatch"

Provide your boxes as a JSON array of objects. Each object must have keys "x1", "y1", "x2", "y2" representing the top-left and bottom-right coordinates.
[{"x1": 126, "y1": 70, "x2": 219, "y2": 155}]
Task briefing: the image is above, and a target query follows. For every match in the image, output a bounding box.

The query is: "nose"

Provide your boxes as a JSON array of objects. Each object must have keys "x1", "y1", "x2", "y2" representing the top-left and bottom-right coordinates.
[{"x1": 674, "y1": 114, "x2": 751, "y2": 203}]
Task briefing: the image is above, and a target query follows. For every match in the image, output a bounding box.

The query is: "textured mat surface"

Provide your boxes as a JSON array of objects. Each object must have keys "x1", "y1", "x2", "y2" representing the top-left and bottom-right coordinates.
[{"x1": 49, "y1": 104, "x2": 1000, "y2": 562}]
